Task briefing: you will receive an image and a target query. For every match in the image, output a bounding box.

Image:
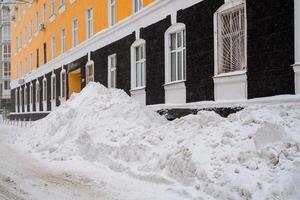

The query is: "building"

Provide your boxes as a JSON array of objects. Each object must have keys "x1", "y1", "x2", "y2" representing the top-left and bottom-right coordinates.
[
  {"x1": 0, "y1": 4, "x2": 11, "y2": 112},
  {"x1": 8, "y1": 0, "x2": 300, "y2": 120}
]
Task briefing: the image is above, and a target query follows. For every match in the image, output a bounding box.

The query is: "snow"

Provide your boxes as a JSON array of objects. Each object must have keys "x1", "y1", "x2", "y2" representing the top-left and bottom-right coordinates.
[{"x1": 1, "y1": 82, "x2": 300, "y2": 199}]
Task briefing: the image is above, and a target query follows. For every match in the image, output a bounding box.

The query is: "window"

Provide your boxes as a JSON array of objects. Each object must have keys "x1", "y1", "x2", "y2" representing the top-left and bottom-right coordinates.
[
  {"x1": 51, "y1": 37, "x2": 56, "y2": 58},
  {"x1": 15, "y1": 37, "x2": 18, "y2": 50},
  {"x1": 61, "y1": 28, "x2": 66, "y2": 53},
  {"x1": 43, "y1": 77, "x2": 47, "y2": 111},
  {"x1": 72, "y1": 19, "x2": 78, "y2": 47},
  {"x1": 85, "y1": 61, "x2": 94, "y2": 84},
  {"x1": 3, "y1": 62, "x2": 10, "y2": 78},
  {"x1": 50, "y1": 0, "x2": 56, "y2": 16},
  {"x1": 36, "y1": 80, "x2": 40, "y2": 111},
  {"x1": 29, "y1": 82, "x2": 33, "y2": 111},
  {"x1": 51, "y1": 73, "x2": 56, "y2": 108},
  {"x1": 36, "y1": 48, "x2": 39, "y2": 68},
  {"x1": 131, "y1": 40, "x2": 146, "y2": 89},
  {"x1": 35, "y1": 12, "x2": 39, "y2": 32},
  {"x1": 108, "y1": 0, "x2": 116, "y2": 26},
  {"x1": 19, "y1": 32, "x2": 22, "y2": 49},
  {"x1": 24, "y1": 57, "x2": 28, "y2": 74},
  {"x1": 108, "y1": 54, "x2": 117, "y2": 88},
  {"x1": 133, "y1": 0, "x2": 143, "y2": 13},
  {"x1": 42, "y1": 3, "x2": 46, "y2": 24},
  {"x1": 24, "y1": 85, "x2": 28, "y2": 112},
  {"x1": 60, "y1": 0, "x2": 65, "y2": 6},
  {"x1": 60, "y1": 69, "x2": 67, "y2": 101},
  {"x1": 2, "y1": 26, "x2": 9, "y2": 41},
  {"x1": 165, "y1": 24, "x2": 186, "y2": 83},
  {"x1": 86, "y1": 8, "x2": 93, "y2": 39},
  {"x1": 216, "y1": 4, "x2": 246, "y2": 74},
  {"x1": 19, "y1": 61, "x2": 22, "y2": 79},
  {"x1": 24, "y1": 27, "x2": 27, "y2": 46},
  {"x1": 4, "y1": 80, "x2": 10, "y2": 90},
  {"x1": 2, "y1": 44, "x2": 10, "y2": 61},
  {"x1": 29, "y1": 20, "x2": 33, "y2": 39},
  {"x1": 19, "y1": 88, "x2": 22, "y2": 112},
  {"x1": 15, "y1": 89, "x2": 18, "y2": 112}
]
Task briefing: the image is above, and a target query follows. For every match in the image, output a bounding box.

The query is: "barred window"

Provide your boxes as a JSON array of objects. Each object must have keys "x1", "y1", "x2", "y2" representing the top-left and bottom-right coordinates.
[{"x1": 217, "y1": 4, "x2": 246, "y2": 74}]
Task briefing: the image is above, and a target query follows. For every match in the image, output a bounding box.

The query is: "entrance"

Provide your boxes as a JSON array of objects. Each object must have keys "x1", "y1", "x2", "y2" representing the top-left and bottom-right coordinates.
[{"x1": 68, "y1": 69, "x2": 81, "y2": 97}]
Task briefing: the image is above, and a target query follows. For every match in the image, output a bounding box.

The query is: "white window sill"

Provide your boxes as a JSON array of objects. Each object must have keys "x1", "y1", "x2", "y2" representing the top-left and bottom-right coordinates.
[
  {"x1": 214, "y1": 70, "x2": 246, "y2": 78},
  {"x1": 164, "y1": 80, "x2": 186, "y2": 87},
  {"x1": 34, "y1": 31, "x2": 39, "y2": 37},
  {"x1": 130, "y1": 86, "x2": 146, "y2": 92},
  {"x1": 49, "y1": 14, "x2": 56, "y2": 23},
  {"x1": 58, "y1": 4, "x2": 66, "y2": 14}
]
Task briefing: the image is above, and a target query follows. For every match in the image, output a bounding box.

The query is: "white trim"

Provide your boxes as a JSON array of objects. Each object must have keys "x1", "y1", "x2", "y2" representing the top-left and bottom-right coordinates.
[
  {"x1": 42, "y1": 77, "x2": 47, "y2": 112},
  {"x1": 130, "y1": 87, "x2": 146, "y2": 105},
  {"x1": 108, "y1": 54, "x2": 117, "y2": 88},
  {"x1": 108, "y1": 0, "x2": 116, "y2": 27},
  {"x1": 51, "y1": 73, "x2": 57, "y2": 110},
  {"x1": 60, "y1": 68, "x2": 67, "y2": 103},
  {"x1": 164, "y1": 81, "x2": 186, "y2": 104},
  {"x1": 294, "y1": 64, "x2": 300, "y2": 94},
  {"x1": 11, "y1": 0, "x2": 204, "y2": 89},
  {"x1": 49, "y1": 14, "x2": 56, "y2": 23},
  {"x1": 29, "y1": 82, "x2": 33, "y2": 112},
  {"x1": 86, "y1": 8, "x2": 93, "y2": 39},
  {"x1": 36, "y1": 80, "x2": 40, "y2": 112},
  {"x1": 85, "y1": 60, "x2": 94, "y2": 84},
  {"x1": 130, "y1": 39, "x2": 146, "y2": 90},
  {"x1": 15, "y1": 89, "x2": 18, "y2": 113},
  {"x1": 213, "y1": 72, "x2": 247, "y2": 101},
  {"x1": 132, "y1": 0, "x2": 144, "y2": 13}
]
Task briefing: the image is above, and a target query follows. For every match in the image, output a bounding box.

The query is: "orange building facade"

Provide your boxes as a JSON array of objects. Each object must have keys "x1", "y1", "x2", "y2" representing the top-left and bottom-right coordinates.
[{"x1": 11, "y1": 0, "x2": 154, "y2": 81}]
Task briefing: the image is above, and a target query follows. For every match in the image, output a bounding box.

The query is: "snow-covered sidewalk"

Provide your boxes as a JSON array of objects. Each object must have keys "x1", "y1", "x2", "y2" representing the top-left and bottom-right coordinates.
[{"x1": 1, "y1": 83, "x2": 300, "y2": 200}]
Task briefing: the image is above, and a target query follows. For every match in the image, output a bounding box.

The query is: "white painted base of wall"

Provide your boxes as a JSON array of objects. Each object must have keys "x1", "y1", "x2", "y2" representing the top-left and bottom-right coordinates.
[
  {"x1": 36, "y1": 104, "x2": 40, "y2": 112},
  {"x1": 43, "y1": 102, "x2": 47, "y2": 112},
  {"x1": 130, "y1": 88, "x2": 146, "y2": 105},
  {"x1": 294, "y1": 64, "x2": 300, "y2": 94},
  {"x1": 164, "y1": 81, "x2": 186, "y2": 104},
  {"x1": 51, "y1": 100, "x2": 56, "y2": 110},
  {"x1": 213, "y1": 72, "x2": 247, "y2": 101}
]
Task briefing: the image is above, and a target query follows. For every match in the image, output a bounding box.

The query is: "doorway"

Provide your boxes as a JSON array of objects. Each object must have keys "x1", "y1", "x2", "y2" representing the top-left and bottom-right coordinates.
[{"x1": 68, "y1": 69, "x2": 81, "y2": 97}]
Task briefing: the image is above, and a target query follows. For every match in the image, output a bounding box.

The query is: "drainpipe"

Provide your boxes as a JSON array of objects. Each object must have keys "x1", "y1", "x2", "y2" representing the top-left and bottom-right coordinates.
[{"x1": 294, "y1": 0, "x2": 300, "y2": 94}]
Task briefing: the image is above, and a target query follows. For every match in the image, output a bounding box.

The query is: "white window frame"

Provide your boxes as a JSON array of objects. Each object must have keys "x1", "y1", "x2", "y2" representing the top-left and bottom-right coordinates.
[
  {"x1": 42, "y1": 3, "x2": 47, "y2": 25},
  {"x1": 133, "y1": 0, "x2": 143, "y2": 13},
  {"x1": 164, "y1": 23, "x2": 186, "y2": 84},
  {"x1": 86, "y1": 8, "x2": 93, "y2": 39},
  {"x1": 51, "y1": 36, "x2": 56, "y2": 58},
  {"x1": 42, "y1": 77, "x2": 47, "y2": 111},
  {"x1": 24, "y1": 85, "x2": 27, "y2": 112},
  {"x1": 35, "y1": 12, "x2": 39, "y2": 33},
  {"x1": 108, "y1": 0, "x2": 116, "y2": 27},
  {"x1": 19, "y1": 88, "x2": 23, "y2": 113},
  {"x1": 130, "y1": 39, "x2": 146, "y2": 90},
  {"x1": 29, "y1": 20, "x2": 33, "y2": 40},
  {"x1": 29, "y1": 82, "x2": 33, "y2": 112},
  {"x1": 15, "y1": 89, "x2": 18, "y2": 113},
  {"x1": 214, "y1": 1, "x2": 247, "y2": 76},
  {"x1": 60, "y1": 68, "x2": 67, "y2": 102},
  {"x1": 85, "y1": 60, "x2": 94, "y2": 84},
  {"x1": 72, "y1": 19, "x2": 78, "y2": 47},
  {"x1": 50, "y1": 0, "x2": 56, "y2": 16},
  {"x1": 108, "y1": 54, "x2": 117, "y2": 88},
  {"x1": 61, "y1": 28, "x2": 66, "y2": 53},
  {"x1": 30, "y1": 53, "x2": 33, "y2": 72},
  {"x1": 36, "y1": 80, "x2": 40, "y2": 112},
  {"x1": 51, "y1": 73, "x2": 56, "y2": 109}
]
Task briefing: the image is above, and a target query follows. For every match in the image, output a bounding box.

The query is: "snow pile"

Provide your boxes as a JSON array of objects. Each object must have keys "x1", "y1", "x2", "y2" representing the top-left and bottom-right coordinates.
[{"x1": 10, "y1": 83, "x2": 300, "y2": 200}]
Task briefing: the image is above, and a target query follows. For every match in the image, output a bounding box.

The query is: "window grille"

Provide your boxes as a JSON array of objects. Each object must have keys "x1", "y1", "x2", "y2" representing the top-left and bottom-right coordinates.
[{"x1": 217, "y1": 4, "x2": 246, "y2": 74}]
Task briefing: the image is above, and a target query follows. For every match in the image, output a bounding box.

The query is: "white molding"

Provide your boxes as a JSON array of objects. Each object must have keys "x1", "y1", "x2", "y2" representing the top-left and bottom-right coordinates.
[
  {"x1": 164, "y1": 81, "x2": 186, "y2": 104},
  {"x1": 293, "y1": 64, "x2": 300, "y2": 94},
  {"x1": 213, "y1": 72, "x2": 247, "y2": 101},
  {"x1": 11, "y1": 0, "x2": 205, "y2": 90},
  {"x1": 130, "y1": 87, "x2": 146, "y2": 105}
]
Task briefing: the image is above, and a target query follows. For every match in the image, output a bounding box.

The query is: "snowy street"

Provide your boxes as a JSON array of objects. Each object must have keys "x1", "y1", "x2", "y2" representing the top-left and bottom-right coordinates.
[{"x1": 0, "y1": 83, "x2": 300, "y2": 200}]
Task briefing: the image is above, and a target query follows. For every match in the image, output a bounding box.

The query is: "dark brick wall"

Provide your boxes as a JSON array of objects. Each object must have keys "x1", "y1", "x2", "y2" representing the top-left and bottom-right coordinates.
[
  {"x1": 247, "y1": 0, "x2": 295, "y2": 98},
  {"x1": 177, "y1": 0, "x2": 224, "y2": 102},
  {"x1": 91, "y1": 34, "x2": 135, "y2": 94},
  {"x1": 140, "y1": 16, "x2": 171, "y2": 105}
]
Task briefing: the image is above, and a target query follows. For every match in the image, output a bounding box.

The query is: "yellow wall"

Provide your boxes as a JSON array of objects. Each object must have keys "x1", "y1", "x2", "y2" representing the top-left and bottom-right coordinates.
[
  {"x1": 68, "y1": 69, "x2": 81, "y2": 96},
  {"x1": 11, "y1": 0, "x2": 155, "y2": 81}
]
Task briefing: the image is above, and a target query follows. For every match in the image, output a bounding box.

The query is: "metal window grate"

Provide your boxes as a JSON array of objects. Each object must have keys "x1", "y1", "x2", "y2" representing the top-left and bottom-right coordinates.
[{"x1": 217, "y1": 4, "x2": 246, "y2": 74}]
